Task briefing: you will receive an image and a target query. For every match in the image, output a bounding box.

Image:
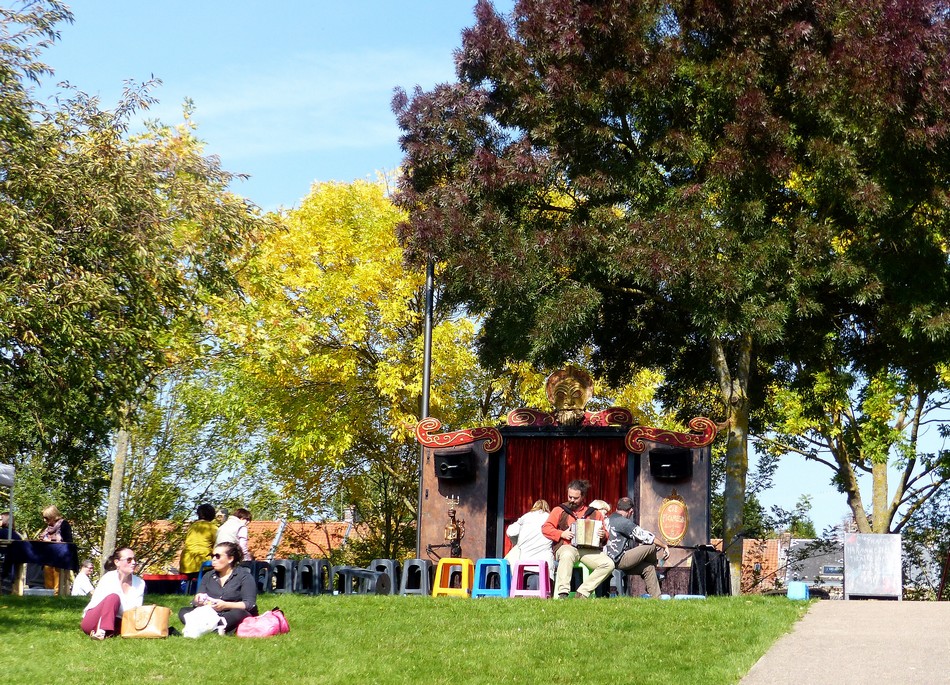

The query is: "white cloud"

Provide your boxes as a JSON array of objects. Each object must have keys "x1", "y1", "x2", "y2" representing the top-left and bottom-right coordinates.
[{"x1": 148, "y1": 48, "x2": 456, "y2": 162}]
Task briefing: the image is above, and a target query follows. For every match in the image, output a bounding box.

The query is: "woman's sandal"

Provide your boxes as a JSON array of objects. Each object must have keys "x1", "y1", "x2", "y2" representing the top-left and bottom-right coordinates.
[{"x1": 90, "y1": 629, "x2": 106, "y2": 640}]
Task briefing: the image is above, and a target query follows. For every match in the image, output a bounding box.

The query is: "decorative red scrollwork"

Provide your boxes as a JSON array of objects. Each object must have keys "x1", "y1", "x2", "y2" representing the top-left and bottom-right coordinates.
[
  {"x1": 414, "y1": 417, "x2": 504, "y2": 453},
  {"x1": 506, "y1": 408, "x2": 557, "y2": 427},
  {"x1": 585, "y1": 407, "x2": 634, "y2": 427},
  {"x1": 624, "y1": 416, "x2": 718, "y2": 453}
]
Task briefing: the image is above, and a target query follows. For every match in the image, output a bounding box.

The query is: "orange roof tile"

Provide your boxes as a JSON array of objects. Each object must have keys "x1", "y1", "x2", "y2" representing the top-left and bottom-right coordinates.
[
  {"x1": 246, "y1": 520, "x2": 366, "y2": 559},
  {"x1": 711, "y1": 537, "x2": 790, "y2": 593},
  {"x1": 135, "y1": 519, "x2": 364, "y2": 572}
]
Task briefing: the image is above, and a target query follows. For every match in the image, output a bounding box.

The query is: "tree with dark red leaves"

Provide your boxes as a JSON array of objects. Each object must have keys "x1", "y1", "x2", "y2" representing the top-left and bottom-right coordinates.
[{"x1": 394, "y1": 0, "x2": 950, "y2": 592}]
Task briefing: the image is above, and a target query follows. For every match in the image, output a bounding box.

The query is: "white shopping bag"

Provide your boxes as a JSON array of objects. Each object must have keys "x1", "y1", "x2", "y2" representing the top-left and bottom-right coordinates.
[{"x1": 182, "y1": 604, "x2": 225, "y2": 638}]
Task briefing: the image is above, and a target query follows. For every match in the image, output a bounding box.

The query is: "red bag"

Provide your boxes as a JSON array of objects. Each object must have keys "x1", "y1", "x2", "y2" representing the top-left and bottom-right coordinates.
[{"x1": 236, "y1": 607, "x2": 290, "y2": 638}]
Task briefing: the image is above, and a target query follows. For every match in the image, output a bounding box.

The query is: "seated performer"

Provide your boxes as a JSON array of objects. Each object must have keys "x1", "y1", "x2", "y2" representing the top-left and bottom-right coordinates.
[
  {"x1": 604, "y1": 497, "x2": 669, "y2": 598},
  {"x1": 541, "y1": 479, "x2": 614, "y2": 599}
]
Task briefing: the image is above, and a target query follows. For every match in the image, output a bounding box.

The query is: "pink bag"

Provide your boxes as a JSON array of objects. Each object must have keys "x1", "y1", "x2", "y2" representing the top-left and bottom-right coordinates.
[{"x1": 236, "y1": 607, "x2": 290, "y2": 638}]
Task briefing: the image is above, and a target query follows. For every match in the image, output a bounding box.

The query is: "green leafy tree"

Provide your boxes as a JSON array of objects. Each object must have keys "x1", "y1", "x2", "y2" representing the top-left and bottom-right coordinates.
[
  {"x1": 393, "y1": 0, "x2": 950, "y2": 590},
  {"x1": 0, "y1": 2, "x2": 266, "y2": 557},
  {"x1": 203, "y1": 179, "x2": 494, "y2": 560},
  {"x1": 761, "y1": 368, "x2": 950, "y2": 534},
  {"x1": 114, "y1": 368, "x2": 283, "y2": 570},
  {"x1": 902, "y1": 484, "x2": 950, "y2": 599}
]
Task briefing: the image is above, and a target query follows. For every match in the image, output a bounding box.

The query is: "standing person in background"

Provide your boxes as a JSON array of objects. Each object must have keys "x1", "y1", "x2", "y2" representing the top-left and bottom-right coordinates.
[
  {"x1": 179, "y1": 503, "x2": 219, "y2": 585},
  {"x1": 81, "y1": 547, "x2": 144, "y2": 640},
  {"x1": 71, "y1": 559, "x2": 95, "y2": 596},
  {"x1": 38, "y1": 505, "x2": 73, "y2": 590},
  {"x1": 38, "y1": 505, "x2": 72, "y2": 542},
  {"x1": 216, "y1": 508, "x2": 253, "y2": 562},
  {"x1": 504, "y1": 499, "x2": 554, "y2": 585}
]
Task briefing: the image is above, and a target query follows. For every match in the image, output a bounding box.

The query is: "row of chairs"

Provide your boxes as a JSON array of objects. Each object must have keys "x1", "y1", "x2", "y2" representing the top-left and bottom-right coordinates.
[
  {"x1": 198, "y1": 557, "x2": 625, "y2": 598},
  {"x1": 231, "y1": 558, "x2": 426, "y2": 596},
  {"x1": 427, "y1": 557, "x2": 629, "y2": 599}
]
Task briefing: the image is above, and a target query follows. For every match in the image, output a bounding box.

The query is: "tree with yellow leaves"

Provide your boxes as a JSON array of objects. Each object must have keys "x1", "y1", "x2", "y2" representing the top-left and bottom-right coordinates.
[{"x1": 204, "y1": 179, "x2": 496, "y2": 558}]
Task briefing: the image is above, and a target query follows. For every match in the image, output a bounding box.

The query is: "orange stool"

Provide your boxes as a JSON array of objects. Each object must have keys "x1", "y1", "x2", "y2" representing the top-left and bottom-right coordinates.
[{"x1": 431, "y1": 557, "x2": 475, "y2": 598}]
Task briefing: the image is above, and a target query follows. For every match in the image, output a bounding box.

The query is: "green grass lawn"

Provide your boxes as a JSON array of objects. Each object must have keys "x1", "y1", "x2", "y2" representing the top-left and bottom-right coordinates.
[{"x1": 0, "y1": 593, "x2": 807, "y2": 684}]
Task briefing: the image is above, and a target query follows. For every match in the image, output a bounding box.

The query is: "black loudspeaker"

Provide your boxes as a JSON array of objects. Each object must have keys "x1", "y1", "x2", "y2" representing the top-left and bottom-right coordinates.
[
  {"x1": 649, "y1": 447, "x2": 693, "y2": 482},
  {"x1": 434, "y1": 449, "x2": 475, "y2": 481}
]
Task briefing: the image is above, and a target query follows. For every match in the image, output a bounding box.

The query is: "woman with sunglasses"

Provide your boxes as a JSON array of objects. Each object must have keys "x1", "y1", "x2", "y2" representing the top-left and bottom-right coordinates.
[
  {"x1": 178, "y1": 541, "x2": 257, "y2": 634},
  {"x1": 80, "y1": 547, "x2": 145, "y2": 640}
]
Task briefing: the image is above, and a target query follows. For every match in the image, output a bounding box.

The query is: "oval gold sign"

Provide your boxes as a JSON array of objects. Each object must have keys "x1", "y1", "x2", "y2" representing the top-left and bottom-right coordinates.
[{"x1": 658, "y1": 495, "x2": 689, "y2": 545}]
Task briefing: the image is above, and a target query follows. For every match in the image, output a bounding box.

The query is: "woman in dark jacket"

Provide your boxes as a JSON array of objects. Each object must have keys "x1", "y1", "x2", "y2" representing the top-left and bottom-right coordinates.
[{"x1": 178, "y1": 541, "x2": 257, "y2": 634}]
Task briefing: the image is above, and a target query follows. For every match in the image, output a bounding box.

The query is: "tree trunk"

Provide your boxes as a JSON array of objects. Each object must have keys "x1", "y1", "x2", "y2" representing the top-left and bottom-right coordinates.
[
  {"x1": 101, "y1": 424, "x2": 129, "y2": 572},
  {"x1": 871, "y1": 460, "x2": 890, "y2": 533},
  {"x1": 711, "y1": 334, "x2": 752, "y2": 595},
  {"x1": 832, "y1": 445, "x2": 872, "y2": 532}
]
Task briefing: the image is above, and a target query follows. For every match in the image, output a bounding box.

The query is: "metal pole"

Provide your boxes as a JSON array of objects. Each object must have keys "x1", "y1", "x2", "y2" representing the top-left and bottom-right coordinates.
[{"x1": 416, "y1": 258, "x2": 435, "y2": 558}]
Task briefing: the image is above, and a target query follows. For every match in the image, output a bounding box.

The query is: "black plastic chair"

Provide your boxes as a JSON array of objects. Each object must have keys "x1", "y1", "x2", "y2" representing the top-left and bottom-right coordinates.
[
  {"x1": 367, "y1": 559, "x2": 399, "y2": 595},
  {"x1": 398, "y1": 558, "x2": 432, "y2": 596},
  {"x1": 294, "y1": 558, "x2": 331, "y2": 594}
]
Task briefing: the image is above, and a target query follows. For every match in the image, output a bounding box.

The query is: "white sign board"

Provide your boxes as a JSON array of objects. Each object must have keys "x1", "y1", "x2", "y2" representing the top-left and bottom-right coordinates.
[
  {"x1": 0, "y1": 463, "x2": 13, "y2": 488},
  {"x1": 844, "y1": 533, "x2": 902, "y2": 600}
]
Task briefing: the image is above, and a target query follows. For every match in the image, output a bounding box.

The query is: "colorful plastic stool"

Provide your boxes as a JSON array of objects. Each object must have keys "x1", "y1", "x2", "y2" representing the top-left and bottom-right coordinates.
[
  {"x1": 398, "y1": 558, "x2": 433, "y2": 596},
  {"x1": 510, "y1": 560, "x2": 551, "y2": 598},
  {"x1": 471, "y1": 558, "x2": 511, "y2": 598},
  {"x1": 786, "y1": 581, "x2": 810, "y2": 600},
  {"x1": 431, "y1": 557, "x2": 474, "y2": 598}
]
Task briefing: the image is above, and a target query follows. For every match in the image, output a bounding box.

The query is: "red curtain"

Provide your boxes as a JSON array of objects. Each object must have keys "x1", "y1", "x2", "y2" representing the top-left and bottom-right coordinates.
[{"x1": 503, "y1": 436, "x2": 628, "y2": 552}]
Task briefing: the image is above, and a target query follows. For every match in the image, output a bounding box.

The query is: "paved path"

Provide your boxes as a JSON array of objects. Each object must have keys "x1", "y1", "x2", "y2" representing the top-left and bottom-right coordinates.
[{"x1": 741, "y1": 600, "x2": 950, "y2": 684}]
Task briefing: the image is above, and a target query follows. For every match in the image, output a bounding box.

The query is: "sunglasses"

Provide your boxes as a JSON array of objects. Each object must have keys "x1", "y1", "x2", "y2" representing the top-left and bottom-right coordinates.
[
  {"x1": 120, "y1": 558, "x2": 137, "y2": 564},
  {"x1": 211, "y1": 553, "x2": 227, "y2": 560}
]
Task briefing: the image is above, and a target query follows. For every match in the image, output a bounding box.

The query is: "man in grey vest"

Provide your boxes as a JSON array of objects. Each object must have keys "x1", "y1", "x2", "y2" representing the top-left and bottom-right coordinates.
[{"x1": 604, "y1": 497, "x2": 669, "y2": 598}]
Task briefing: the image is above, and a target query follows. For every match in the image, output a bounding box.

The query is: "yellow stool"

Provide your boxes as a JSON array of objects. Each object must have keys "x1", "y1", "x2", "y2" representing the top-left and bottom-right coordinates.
[{"x1": 431, "y1": 557, "x2": 475, "y2": 598}]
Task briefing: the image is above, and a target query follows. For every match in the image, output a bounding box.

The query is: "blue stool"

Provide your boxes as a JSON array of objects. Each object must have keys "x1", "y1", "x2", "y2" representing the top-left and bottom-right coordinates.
[
  {"x1": 188, "y1": 560, "x2": 213, "y2": 594},
  {"x1": 471, "y1": 558, "x2": 511, "y2": 598},
  {"x1": 786, "y1": 581, "x2": 810, "y2": 600}
]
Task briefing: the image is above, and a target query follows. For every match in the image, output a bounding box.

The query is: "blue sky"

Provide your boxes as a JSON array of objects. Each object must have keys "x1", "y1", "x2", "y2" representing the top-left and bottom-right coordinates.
[
  {"x1": 38, "y1": 1, "x2": 513, "y2": 211},
  {"x1": 35, "y1": 1, "x2": 872, "y2": 533}
]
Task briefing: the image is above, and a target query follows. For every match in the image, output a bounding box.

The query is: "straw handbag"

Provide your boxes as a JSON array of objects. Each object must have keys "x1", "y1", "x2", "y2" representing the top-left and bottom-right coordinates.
[{"x1": 120, "y1": 604, "x2": 171, "y2": 638}]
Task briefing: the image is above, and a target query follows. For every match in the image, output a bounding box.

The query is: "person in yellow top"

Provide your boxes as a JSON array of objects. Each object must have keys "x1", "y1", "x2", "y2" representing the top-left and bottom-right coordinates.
[{"x1": 179, "y1": 504, "x2": 219, "y2": 583}]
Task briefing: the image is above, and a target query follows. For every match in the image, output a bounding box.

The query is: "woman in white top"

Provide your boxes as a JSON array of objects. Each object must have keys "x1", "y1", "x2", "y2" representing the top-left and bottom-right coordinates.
[
  {"x1": 504, "y1": 499, "x2": 555, "y2": 578},
  {"x1": 80, "y1": 547, "x2": 145, "y2": 640}
]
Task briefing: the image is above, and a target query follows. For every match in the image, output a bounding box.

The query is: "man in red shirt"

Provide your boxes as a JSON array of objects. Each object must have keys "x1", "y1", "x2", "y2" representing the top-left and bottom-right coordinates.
[{"x1": 541, "y1": 479, "x2": 615, "y2": 598}]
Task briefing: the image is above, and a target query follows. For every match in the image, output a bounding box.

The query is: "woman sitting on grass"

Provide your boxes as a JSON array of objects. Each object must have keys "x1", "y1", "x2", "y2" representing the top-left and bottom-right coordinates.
[
  {"x1": 81, "y1": 547, "x2": 145, "y2": 640},
  {"x1": 178, "y1": 541, "x2": 257, "y2": 634}
]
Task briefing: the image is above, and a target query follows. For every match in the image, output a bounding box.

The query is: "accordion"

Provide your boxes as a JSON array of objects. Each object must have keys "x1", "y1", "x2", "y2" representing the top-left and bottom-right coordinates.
[{"x1": 572, "y1": 519, "x2": 602, "y2": 547}]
